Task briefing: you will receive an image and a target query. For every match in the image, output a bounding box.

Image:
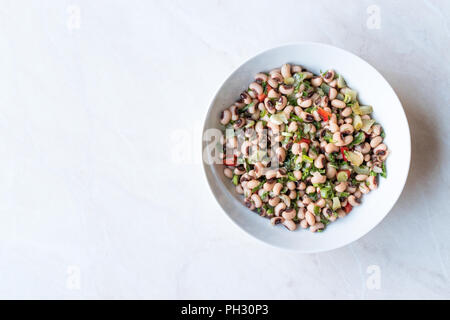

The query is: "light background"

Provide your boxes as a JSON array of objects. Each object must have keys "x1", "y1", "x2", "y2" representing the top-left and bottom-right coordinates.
[{"x1": 0, "y1": 0, "x2": 449, "y2": 299}]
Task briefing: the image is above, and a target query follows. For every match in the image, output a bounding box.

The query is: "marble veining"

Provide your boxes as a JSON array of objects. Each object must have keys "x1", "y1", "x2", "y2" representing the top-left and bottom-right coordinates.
[{"x1": 0, "y1": 0, "x2": 448, "y2": 299}]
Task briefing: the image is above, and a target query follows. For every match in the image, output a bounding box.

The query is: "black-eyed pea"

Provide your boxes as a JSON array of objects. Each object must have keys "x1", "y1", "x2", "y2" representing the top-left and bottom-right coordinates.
[
  {"x1": 275, "y1": 202, "x2": 287, "y2": 217},
  {"x1": 233, "y1": 165, "x2": 246, "y2": 176},
  {"x1": 236, "y1": 185, "x2": 244, "y2": 194},
  {"x1": 263, "y1": 179, "x2": 276, "y2": 192},
  {"x1": 254, "y1": 162, "x2": 265, "y2": 178},
  {"x1": 298, "y1": 98, "x2": 313, "y2": 108},
  {"x1": 268, "y1": 196, "x2": 280, "y2": 207},
  {"x1": 356, "y1": 142, "x2": 371, "y2": 154},
  {"x1": 239, "y1": 91, "x2": 252, "y2": 104},
  {"x1": 281, "y1": 63, "x2": 291, "y2": 78},
  {"x1": 305, "y1": 211, "x2": 316, "y2": 226},
  {"x1": 240, "y1": 141, "x2": 252, "y2": 156},
  {"x1": 306, "y1": 185, "x2": 316, "y2": 194},
  {"x1": 325, "y1": 143, "x2": 339, "y2": 153},
  {"x1": 276, "y1": 168, "x2": 287, "y2": 178},
  {"x1": 347, "y1": 185, "x2": 357, "y2": 193},
  {"x1": 288, "y1": 121, "x2": 298, "y2": 133},
  {"x1": 329, "y1": 87, "x2": 337, "y2": 100},
  {"x1": 297, "y1": 207, "x2": 306, "y2": 220},
  {"x1": 335, "y1": 182, "x2": 348, "y2": 193},
  {"x1": 246, "y1": 179, "x2": 260, "y2": 190},
  {"x1": 359, "y1": 183, "x2": 370, "y2": 194},
  {"x1": 372, "y1": 124, "x2": 381, "y2": 136},
  {"x1": 337, "y1": 208, "x2": 346, "y2": 218},
  {"x1": 308, "y1": 149, "x2": 318, "y2": 160},
  {"x1": 229, "y1": 105, "x2": 239, "y2": 121},
  {"x1": 244, "y1": 198, "x2": 255, "y2": 211},
  {"x1": 341, "y1": 106, "x2": 352, "y2": 117},
  {"x1": 348, "y1": 195, "x2": 360, "y2": 206},
  {"x1": 329, "y1": 113, "x2": 338, "y2": 124},
  {"x1": 314, "y1": 154, "x2": 326, "y2": 169},
  {"x1": 302, "y1": 195, "x2": 312, "y2": 205},
  {"x1": 333, "y1": 132, "x2": 344, "y2": 146},
  {"x1": 279, "y1": 195, "x2": 291, "y2": 208},
  {"x1": 297, "y1": 181, "x2": 306, "y2": 190},
  {"x1": 264, "y1": 98, "x2": 277, "y2": 114},
  {"x1": 310, "y1": 223, "x2": 324, "y2": 233},
  {"x1": 248, "y1": 169, "x2": 257, "y2": 179},
  {"x1": 356, "y1": 174, "x2": 368, "y2": 181},
  {"x1": 373, "y1": 143, "x2": 387, "y2": 155},
  {"x1": 291, "y1": 143, "x2": 301, "y2": 155},
  {"x1": 276, "y1": 147, "x2": 287, "y2": 163},
  {"x1": 364, "y1": 154, "x2": 371, "y2": 162},
  {"x1": 354, "y1": 190, "x2": 362, "y2": 199},
  {"x1": 343, "y1": 135, "x2": 354, "y2": 146},
  {"x1": 283, "y1": 105, "x2": 294, "y2": 119},
  {"x1": 287, "y1": 181, "x2": 296, "y2": 190},
  {"x1": 270, "y1": 216, "x2": 284, "y2": 225},
  {"x1": 340, "y1": 123, "x2": 354, "y2": 135},
  {"x1": 275, "y1": 96, "x2": 288, "y2": 110},
  {"x1": 300, "y1": 142, "x2": 309, "y2": 152},
  {"x1": 288, "y1": 190, "x2": 297, "y2": 200},
  {"x1": 311, "y1": 76, "x2": 323, "y2": 87},
  {"x1": 272, "y1": 182, "x2": 283, "y2": 195},
  {"x1": 331, "y1": 99, "x2": 346, "y2": 109},
  {"x1": 300, "y1": 219, "x2": 309, "y2": 229},
  {"x1": 282, "y1": 208, "x2": 296, "y2": 220},
  {"x1": 306, "y1": 203, "x2": 316, "y2": 213},
  {"x1": 265, "y1": 169, "x2": 277, "y2": 179},
  {"x1": 322, "y1": 70, "x2": 335, "y2": 83},
  {"x1": 312, "y1": 110, "x2": 321, "y2": 122},
  {"x1": 293, "y1": 170, "x2": 302, "y2": 180},
  {"x1": 255, "y1": 73, "x2": 268, "y2": 83},
  {"x1": 220, "y1": 109, "x2": 232, "y2": 125},
  {"x1": 322, "y1": 206, "x2": 332, "y2": 218},
  {"x1": 233, "y1": 118, "x2": 246, "y2": 129},
  {"x1": 249, "y1": 82, "x2": 263, "y2": 96},
  {"x1": 370, "y1": 136, "x2": 383, "y2": 148},
  {"x1": 316, "y1": 198, "x2": 326, "y2": 208},
  {"x1": 311, "y1": 172, "x2": 326, "y2": 184},
  {"x1": 292, "y1": 65, "x2": 302, "y2": 73},
  {"x1": 224, "y1": 168, "x2": 233, "y2": 179},
  {"x1": 326, "y1": 163, "x2": 337, "y2": 179},
  {"x1": 279, "y1": 84, "x2": 294, "y2": 96},
  {"x1": 367, "y1": 175, "x2": 378, "y2": 190},
  {"x1": 251, "y1": 194, "x2": 262, "y2": 208},
  {"x1": 283, "y1": 219, "x2": 297, "y2": 231}
]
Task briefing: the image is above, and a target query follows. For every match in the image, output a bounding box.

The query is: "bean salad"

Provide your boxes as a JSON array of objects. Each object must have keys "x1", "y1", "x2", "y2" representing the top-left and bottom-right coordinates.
[{"x1": 219, "y1": 64, "x2": 389, "y2": 232}]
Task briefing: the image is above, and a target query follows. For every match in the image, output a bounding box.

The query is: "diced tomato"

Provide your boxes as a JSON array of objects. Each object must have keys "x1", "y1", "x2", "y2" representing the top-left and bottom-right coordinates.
[
  {"x1": 223, "y1": 156, "x2": 237, "y2": 166},
  {"x1": 300, "y1": 138, "x2": 311, "y2": 144},
  {"x1": 340, "y1": 147, "x2": 349, "y2": 161},
  {"x1": 266, "y1": 84, "x2": 272, "y2": 93},
  {"x1": 317, "y1": 107, "x2": 331, "y2": 121},
  {"x1": 258, "y1": 93, "x2": 267, "y2": 102},
  {"x1": 344, "y1": 202, "x2": 353, "y2": 214}
]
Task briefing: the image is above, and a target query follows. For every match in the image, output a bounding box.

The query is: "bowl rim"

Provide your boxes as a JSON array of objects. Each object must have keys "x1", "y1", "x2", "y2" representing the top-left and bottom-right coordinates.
[{"x1": 201, "y1": 41, "x2": 411, "y2": 252}]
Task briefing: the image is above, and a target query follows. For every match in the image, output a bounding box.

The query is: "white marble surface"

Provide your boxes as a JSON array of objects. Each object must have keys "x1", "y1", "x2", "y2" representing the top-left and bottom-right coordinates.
[{"x1": 0, "y1": 0, "x2": 449, "y2": 299}]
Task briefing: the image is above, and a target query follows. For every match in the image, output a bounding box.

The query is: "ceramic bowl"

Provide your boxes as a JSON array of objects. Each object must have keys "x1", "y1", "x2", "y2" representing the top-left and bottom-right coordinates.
[{"x1": 202, "y1": 42, "x2": 410, "y2": 252}]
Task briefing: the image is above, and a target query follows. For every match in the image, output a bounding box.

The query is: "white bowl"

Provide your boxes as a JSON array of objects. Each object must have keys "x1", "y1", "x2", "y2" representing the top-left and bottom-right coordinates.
[{"x1": 202, "y1": 42, "x2": 410, "y2": 252}]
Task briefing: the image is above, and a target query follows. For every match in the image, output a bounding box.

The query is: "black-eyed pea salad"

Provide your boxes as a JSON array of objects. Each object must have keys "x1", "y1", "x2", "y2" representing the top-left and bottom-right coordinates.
[{"x1": 219, "y1": 64, "x2": 389, "y2": 232}]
